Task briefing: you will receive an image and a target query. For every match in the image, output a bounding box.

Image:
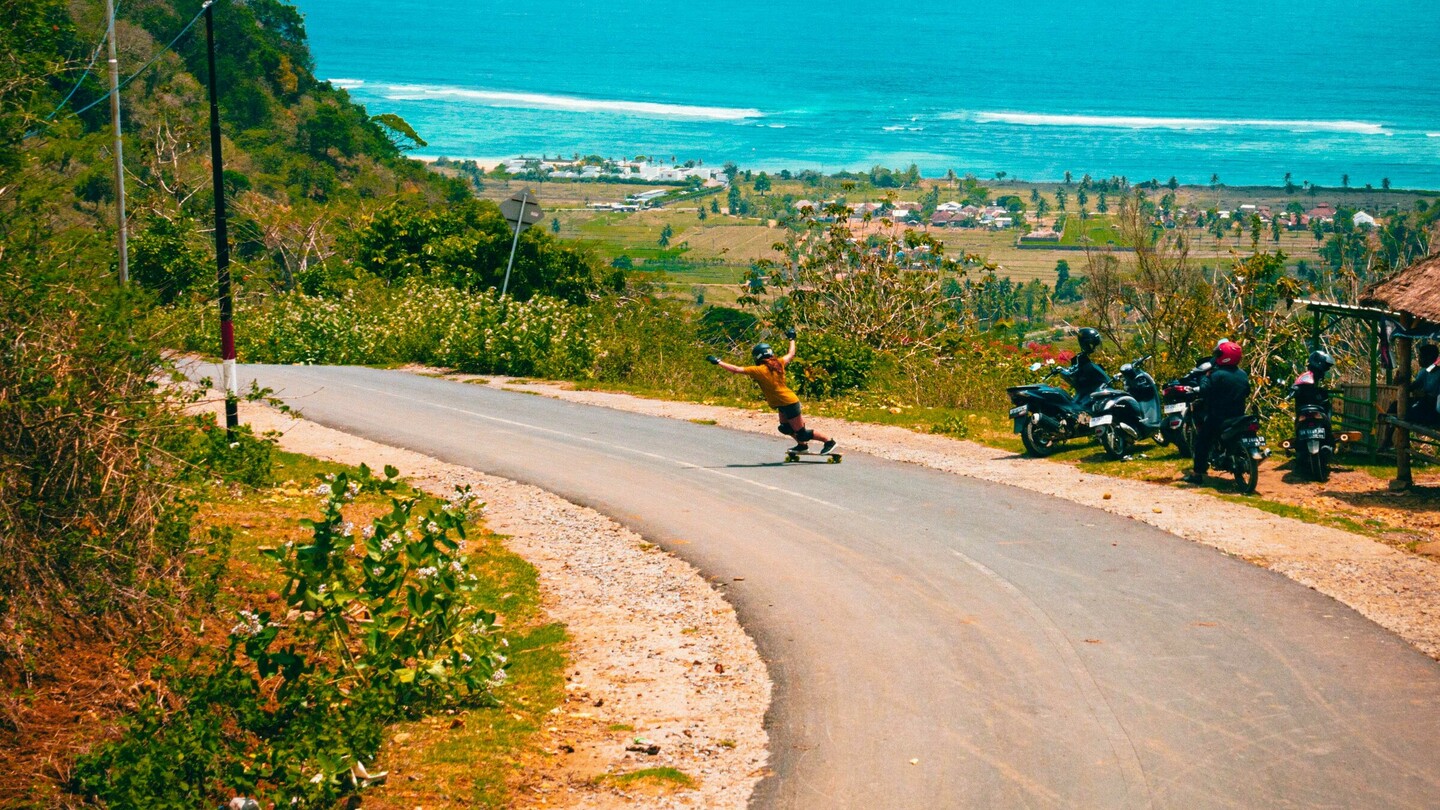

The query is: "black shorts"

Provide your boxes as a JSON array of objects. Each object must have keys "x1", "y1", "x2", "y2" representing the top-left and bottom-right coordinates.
[{"x1": 777, "y1": 402, "x2": 803, "y2": 421}]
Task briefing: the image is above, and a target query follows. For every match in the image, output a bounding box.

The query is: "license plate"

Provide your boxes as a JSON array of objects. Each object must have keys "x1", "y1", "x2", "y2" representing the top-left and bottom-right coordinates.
[
  {"x1": 1163, "y1": 404, "x2": 1185, "y2": 414},
  {"x1": 1008, "y1": 406, "x2": 1027, "y2": 418},
  {"x1": 1300, "y1": 428, "x2": 1326, "y2": 438},
  {"x1": 1090, "y1": 414, "x2": 1112, "y2": 427}
]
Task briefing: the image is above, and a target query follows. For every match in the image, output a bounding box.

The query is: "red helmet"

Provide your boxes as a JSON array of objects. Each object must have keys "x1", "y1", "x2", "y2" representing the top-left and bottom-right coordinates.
[{"x1": 1215, "y1": 341, "x2": 1243, "y2": 367}]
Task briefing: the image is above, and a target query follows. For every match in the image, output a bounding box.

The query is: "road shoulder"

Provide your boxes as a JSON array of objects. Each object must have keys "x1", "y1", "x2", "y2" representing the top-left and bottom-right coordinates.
[{"x1": 231, "y1": 399, "x2": 771, "y2": 808}]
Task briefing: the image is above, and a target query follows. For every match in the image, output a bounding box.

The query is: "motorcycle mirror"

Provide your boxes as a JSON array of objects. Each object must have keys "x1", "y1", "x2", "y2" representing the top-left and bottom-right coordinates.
[
  {"x1": 1029, "y1": 362, "x2": 1043, "y2": 372},
  {"x1": 1121, "y1": 364, "x2": 1133, "y2": 372}
]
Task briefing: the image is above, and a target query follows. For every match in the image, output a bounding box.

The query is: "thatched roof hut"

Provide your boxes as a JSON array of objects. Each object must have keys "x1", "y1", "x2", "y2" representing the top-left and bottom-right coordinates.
[
  {"x1": 1359, "y1": 252, "x2": 1440, "y2": 488},
  {"x1": 1359, "y1": 253, "x2": 1440, "y2": 327}
]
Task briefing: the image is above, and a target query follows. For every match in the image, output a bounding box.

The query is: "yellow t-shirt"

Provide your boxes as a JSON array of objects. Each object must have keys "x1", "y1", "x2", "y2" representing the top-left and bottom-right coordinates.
[{"x1": 743, "y1": 361, "x2": 800, "y2": 408}]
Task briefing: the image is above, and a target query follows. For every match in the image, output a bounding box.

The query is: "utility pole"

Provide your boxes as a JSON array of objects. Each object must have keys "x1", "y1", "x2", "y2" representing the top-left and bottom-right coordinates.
[
  {"x1": 204, "y1": 0, "x2": 238, "y2": 439},
  {"x1": 105, "y1": 0, "x2": 129, "y2": 282}
]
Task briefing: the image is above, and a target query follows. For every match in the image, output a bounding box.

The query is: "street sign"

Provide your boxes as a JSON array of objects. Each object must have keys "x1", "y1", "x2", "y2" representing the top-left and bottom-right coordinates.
[{"x1": 500, "y1": 189, "x2": 544, "y2": 231}]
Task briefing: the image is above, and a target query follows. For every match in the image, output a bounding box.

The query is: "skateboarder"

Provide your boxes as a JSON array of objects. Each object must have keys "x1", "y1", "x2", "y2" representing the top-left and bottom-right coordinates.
[{"x1": 708, "y1": 329, "x2": 838, "y2": 455}]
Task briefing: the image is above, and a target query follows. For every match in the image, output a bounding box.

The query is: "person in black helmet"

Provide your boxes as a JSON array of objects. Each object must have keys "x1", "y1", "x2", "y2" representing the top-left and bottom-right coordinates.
[
  {"x1": 708, "y1": 328, "x2": 837, "y2": 454},
  {"x1": 1059, "y1": 327, "x2": 1109, "y2": 409}
]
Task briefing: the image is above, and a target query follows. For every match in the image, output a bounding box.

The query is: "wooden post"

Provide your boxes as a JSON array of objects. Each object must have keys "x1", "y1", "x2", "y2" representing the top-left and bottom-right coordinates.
[{"x1": 1392, "y1": 316, "x2": 1414, "y2": 491}]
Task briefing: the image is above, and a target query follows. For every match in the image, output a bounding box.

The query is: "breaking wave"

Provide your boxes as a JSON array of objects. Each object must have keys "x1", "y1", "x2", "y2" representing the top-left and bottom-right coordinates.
[
  {"x1": 371, "y1": 83, "x2": 762, "y2": 120},
  {"x1": 967, "y1": 111, "x2": 1388, "y2": 135}
]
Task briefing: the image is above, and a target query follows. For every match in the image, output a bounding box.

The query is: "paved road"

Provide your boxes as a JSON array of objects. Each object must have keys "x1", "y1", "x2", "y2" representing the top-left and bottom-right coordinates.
[{"x1": 239, "y1": 364, "x2": 1440, "y2": 808}]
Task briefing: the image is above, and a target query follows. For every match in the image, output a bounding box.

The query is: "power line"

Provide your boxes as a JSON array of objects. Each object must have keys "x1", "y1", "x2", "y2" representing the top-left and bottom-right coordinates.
[
  {"x1": 72, "y1": 1, "x2": 214, "y2": 119},
  {"x1": 30, "y1": 2, "x2": 120, "y2": 129},
  {"x1": 25, "y1": 0, "x2": 215, "y2": 135}
]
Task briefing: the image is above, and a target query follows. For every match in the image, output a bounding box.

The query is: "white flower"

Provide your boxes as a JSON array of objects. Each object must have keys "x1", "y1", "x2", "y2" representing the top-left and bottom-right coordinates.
[
  {"x1": 490, "y1": 669, "x2": 508, "y2": 685},
  {"x1": 426, "y1": 521, "x2": 441, "y2": 535},
  {"x1": 340, "y1": 521, "x2": 354, "y2": 538},
  {"x1": 346, "y1": 480, "x2": 361, "y2": 497},
  {"x1": 362, "y1": 525, "x2": 375, "y2": 539},
  {"x1": 449, "y1": 560, "x2": 464, "y2": 573},
  {"x1": 417, "y1": 566, "x2": 439, "y2": 580},
  {"x1": 315, "y1": 483, "x2": 332, "y2": 496},
  {"x1": 371, "y1": 566, "x2": 385, "y2": 577},
  {"x1": 229, "y1": 609, "x2": 266, "y2": 638},
  {"x1": 316, "y1": 583, "x2": 328, "y2": 595}
]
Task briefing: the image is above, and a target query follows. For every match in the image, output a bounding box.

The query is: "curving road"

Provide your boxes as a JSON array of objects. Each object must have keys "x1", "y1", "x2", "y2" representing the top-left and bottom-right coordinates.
[{"x1": 237, "y1": 364, "x2": 1440, "y2": 808}]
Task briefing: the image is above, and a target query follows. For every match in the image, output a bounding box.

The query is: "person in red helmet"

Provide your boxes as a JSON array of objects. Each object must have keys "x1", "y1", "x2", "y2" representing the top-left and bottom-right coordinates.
[{"x1": 1185, "y1": 340, "x2": 1250, "y2": 485}]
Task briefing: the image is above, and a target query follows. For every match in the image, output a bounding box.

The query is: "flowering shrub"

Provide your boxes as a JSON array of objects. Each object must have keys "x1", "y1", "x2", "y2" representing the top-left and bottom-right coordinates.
[
  {"x1": 73, "y1": 465, "x2": 507, "y2": 807},
  {"x1": 170, "y1": 282, "x2": 595, "y2": 377},
  {"x1": 789, "y1": 333, "x2": 877, "y2": 398}
]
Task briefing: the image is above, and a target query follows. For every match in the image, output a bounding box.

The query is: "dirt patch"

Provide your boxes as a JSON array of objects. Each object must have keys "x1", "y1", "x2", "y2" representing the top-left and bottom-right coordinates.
[
  {"x1": 218, "y1": 399, "x2": 771, "y2": 809},
  {"x1": 456, "y1": 374, "x2": 1440, "y2": 661}
]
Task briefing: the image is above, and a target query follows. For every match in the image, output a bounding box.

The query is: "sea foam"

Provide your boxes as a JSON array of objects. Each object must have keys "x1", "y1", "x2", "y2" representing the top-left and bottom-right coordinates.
[
  {"x1": 327, "y1": 78, "x2": 366, "y2": 88},
  {"x1": 968, "y1": 111, "x2": 1387, "y2": 135},
  {"x1": 374, "y1": 83, "x2": 761, "y2": 120}
]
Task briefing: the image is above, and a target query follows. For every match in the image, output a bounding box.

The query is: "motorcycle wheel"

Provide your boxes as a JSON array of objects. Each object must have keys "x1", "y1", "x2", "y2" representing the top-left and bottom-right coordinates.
[
  {"x1": 1101, "y1": 427, "x2": 1131, "y2": 460},
  {"x1": 1021, "y1": 420, "x2": 1060, "y2": 457},
  {"x1": 1314, "y1": 447, "x2": 1331, "y2": 483},
  {"x1": 1162, "y1": 427, "x2": 1192, "y2": 459},
  {"x1": 1234, "y1": 456, "x2": 1260, "y2": 494}
]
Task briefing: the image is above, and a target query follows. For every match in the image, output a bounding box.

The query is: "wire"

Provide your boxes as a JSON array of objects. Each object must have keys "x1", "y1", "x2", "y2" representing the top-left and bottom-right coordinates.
[
  {"x1": 24, "y1": 0, "x2": 215, "y2": 136},
  {"x1": 30, "y1": 2, "x2": 119, "y2": 127},
  {"x1": 71, "y1": 1, "x2": 214, "y2": 119}
]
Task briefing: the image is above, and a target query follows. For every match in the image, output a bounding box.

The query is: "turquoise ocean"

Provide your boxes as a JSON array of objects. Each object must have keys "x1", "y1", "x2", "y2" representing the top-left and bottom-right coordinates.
[{"x1": 292, "y1": 0, "x2": 1440, "y2": 188}]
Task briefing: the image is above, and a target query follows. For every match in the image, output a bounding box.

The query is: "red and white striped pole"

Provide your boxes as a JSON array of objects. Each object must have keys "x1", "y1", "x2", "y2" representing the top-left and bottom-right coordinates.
[{"x1": 204, "y1": 0, "x2": 238, "y2": 439}]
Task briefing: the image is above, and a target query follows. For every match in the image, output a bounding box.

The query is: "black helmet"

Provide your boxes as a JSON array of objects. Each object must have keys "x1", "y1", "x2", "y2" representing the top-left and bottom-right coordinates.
[
  {"x1": 1307, "y1": 350, "x2": 1334, "y2": 374},
  {"x1": 752, "y1": 343, "x2": 775, "y2": 362},
  {"x1": 1077, "y1": 327, "x2": 1102, "y2": 353}
]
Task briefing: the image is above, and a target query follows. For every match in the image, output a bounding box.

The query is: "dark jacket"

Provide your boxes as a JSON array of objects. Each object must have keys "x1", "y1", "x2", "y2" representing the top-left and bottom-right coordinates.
[
  {"x1": 1060, "y1": 354, "x2": 1109, "y2": 400},
  {"x1": 1200, "y1": 365, "x2": 1250, "y2": 421}
]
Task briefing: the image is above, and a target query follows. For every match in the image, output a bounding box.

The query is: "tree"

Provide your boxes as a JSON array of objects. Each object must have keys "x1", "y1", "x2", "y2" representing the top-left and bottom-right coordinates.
[
  {"x1": 1167, "y1": 177, "x2": 1180, "y2": 190},
  {"x1": 698, "y1": 206, "x2": 707, "y2": 221},
  {"x1": 1284, "y1": 172, "x2": 1295, "y2": 194},
  {"x1": 1382, "y1": 177, "x2": 1391, "y2": 191},
  {"x1": 1083, "y1": 194, "x2": 1217, "y2": 374},
  {"x1": 1055, "y1": 189, "x2": 1068, "y2": 211},
  {"x1": 996, "y1": 171, "x2": 1008, "y2": 182},
  {"x1": 1341, "y1": 174, "x2": 1350, "y2": 188},
  {"x1": 1030, "y1": 189, "x2": 1041, "y2": 205},
  {"x1": 1097, "y1": 192, "x2": 1109, "y2": 214},
  {"x1": 945, "y1": 169, "x2": 958, "y2": 188},
  {"x1": 658, "y1": 224, "x2": 674, "y2": 248},
  {"x1": 551, "y1": 217, "x2": 561, "y2": 234},
  {"x1": 727, "y1": 182, "x2": 743, "y2": 215},
  {"x1": 710, "y1": 198, "x2": 720, "y2": 214},
  {"x1": 1064, "y1": 171, "x2": 1073, "y2": 184},
  {"x1": 754, "y1": 172, "x2": 772, "y2": 196},
  {"x1": 1036, "y1": 198, "x2": 1050, "y2": 219},
  {"x1": 1076, "y1": 189, "x2": 1089, "y2": 208}
]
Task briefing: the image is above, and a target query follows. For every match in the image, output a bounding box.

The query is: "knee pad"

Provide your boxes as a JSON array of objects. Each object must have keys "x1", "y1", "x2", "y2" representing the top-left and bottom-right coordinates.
[
  {"x1": 795, "y1": 428, "x2": 815, "y2": 442},
  {"x1": 778, "y1": 423, "x2": 795, "y2": 436}
]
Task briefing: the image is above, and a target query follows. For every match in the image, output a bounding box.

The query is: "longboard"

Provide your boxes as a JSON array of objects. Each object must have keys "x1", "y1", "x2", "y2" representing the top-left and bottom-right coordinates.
[{"x1": 785, "y1": 450, "x2": 843, "y2": 464}]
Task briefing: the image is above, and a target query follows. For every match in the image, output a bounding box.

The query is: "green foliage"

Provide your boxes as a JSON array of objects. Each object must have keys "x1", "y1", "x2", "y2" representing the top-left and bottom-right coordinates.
[
  {"x1": 928, "y1": 414, "x2": 973, "y2": 439},
  {"x1": 348, "y1": 200, "x2": 602, "y2": 304},
  {"x1": 72, "y1": 465, "x2": 508, "y2": 807},
  {"x1": 697, "y1": 306, "x2": 759, "y2": 347},
  {"x1": 789, "y1": 333, "x2": 877, "y2": 398},
  {"x1": 170, "y1": 282, "x2": 595, "y2": 378},
  {"x1": 185, "y1": 418, "x2": 278, "y2": 488},
  {"x1": 131, "y1": 215, "x2": 210, "y2": 304}
]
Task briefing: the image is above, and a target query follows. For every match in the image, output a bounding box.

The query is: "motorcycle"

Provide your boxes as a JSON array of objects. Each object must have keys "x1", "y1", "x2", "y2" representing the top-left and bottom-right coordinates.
[
  {"x1": 1160, "y1": 360, "x2": 1211, "y2": 459},
  {"x1": 1282, "y1": 380, "x2": 1358, "y2": 482},
  {"x1": 1203, "y1": 413, "x2": 1270, "y2": 493},
  {"x1": 1006, "y1": 362, "x2": 1099, "y2": 457},
  {"x1": 1088, "y1": 356, "x2": 1168, "y2": 460}
]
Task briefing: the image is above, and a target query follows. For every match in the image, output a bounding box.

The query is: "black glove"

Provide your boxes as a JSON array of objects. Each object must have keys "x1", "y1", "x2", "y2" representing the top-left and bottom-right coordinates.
[
  {"x1": 706, "y1": 355, "x2": 720, "y2": 365},
  {"x1": 785, "y1": 327, "x2": 797, "y2": 340}
]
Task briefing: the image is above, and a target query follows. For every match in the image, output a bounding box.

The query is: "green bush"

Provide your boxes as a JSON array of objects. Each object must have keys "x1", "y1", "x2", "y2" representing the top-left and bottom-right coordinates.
[
  {"x1": 789, "y1": 333, "x2": 877, "y2": 398},
  {"x1": 73, "y1": 465, "x2": 507, "y2": 807},
  {"x1": 170, "y1": 282, "x2": 596, "y2": 377}
]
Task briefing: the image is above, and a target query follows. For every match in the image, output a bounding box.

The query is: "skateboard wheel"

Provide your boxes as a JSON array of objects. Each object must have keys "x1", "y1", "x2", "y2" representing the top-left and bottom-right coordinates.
[
  {"x1": 829, "y1": 455, "x2": 841, "y2": 463},
  {"x1": 785, "y1": 453, "x2": 799, "y2": 462}
]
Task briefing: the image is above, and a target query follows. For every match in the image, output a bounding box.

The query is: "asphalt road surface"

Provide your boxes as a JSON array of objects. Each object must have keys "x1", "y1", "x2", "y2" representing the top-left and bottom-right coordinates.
[{"x1": 237, "y1": 364, "x2": 1440, "y2": 809}]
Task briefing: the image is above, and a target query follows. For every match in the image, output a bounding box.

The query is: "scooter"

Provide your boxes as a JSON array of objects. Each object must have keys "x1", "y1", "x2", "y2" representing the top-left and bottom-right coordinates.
[
  {"x1": 1088, "y1": 356, "x2": 1167, "y2": 460},
  {"x1": 1006, "y1": 362, "x2": 1098, "y2": 457},
  {"x1": 1160, "y1": 361, "x2": 1210, "y2": 459},
  {"x1": 1281, "y1": 381, "x2": 1360, "y2": 482},
  {"x1": 1203, "y1": 413, "x2": 1270, "y2": 493}
]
